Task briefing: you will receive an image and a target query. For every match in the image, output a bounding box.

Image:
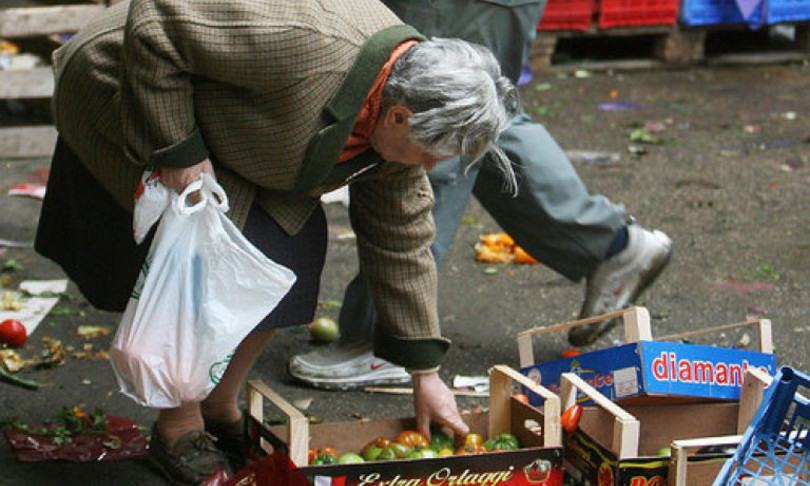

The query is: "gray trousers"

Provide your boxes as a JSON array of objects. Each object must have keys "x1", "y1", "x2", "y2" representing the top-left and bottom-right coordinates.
[{"x1": 338, "y1": 0, "x2": 625, "y2": 342}]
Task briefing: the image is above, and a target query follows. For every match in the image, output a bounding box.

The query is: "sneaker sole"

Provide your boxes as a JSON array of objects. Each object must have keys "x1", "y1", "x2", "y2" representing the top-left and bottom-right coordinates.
[
  {"x1": 570, "y1": 244, "x2": 673, "y2": 346},
  {"x1": 288, "y1": 365, "x2": 411, "y2": 391}
]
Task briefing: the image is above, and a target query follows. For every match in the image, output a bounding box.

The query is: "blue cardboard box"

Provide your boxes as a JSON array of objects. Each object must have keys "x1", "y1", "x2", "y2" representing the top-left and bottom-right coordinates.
[{"x1": 517, "y1": 307, "x2": 777, "y2": 404}]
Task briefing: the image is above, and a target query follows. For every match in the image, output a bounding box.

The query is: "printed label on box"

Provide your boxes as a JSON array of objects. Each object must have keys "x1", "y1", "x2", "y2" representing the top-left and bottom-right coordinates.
[
  {"x1": 521, "y1": 341, "x2": 776, "y2": 404},
  {"x1": 613, "y1": 367, "x2": 639, "y2": 398}
]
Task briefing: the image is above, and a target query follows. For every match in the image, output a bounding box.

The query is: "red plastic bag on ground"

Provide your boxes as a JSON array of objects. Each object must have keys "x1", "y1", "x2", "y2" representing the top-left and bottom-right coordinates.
[{"x1": 201, "y1": 452, "x2": 312, "y2": 486}]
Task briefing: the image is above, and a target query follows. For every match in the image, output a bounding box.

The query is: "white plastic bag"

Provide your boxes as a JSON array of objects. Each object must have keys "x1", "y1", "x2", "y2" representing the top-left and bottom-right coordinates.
[{"x1": 110, "y1": 174, "x2": 296, "y2": 408}]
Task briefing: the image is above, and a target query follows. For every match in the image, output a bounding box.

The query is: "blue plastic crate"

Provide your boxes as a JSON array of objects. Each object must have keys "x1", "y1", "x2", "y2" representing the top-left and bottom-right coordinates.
[
  {"x1": 712, "y1": 366, "x2": 810, "y2": 486},
  {"x1": 766, "y1": 0, "x2": 810, "y2": 23},
  {"x1": 680, "y1": 0, "x2": 764, "y2": 25}
]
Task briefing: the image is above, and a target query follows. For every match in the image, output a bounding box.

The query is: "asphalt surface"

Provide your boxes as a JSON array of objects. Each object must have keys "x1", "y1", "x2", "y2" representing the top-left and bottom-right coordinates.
[{"x1": 1, "y1": 59, "x2": 809, "y2": 485}]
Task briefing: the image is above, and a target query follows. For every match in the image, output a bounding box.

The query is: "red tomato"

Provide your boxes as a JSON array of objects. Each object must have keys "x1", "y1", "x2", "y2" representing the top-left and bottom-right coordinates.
[
  {"x1": 561, "y1": 349, "x2": 582, "y2": 359},
  {"x1": 513, "y1": 393, "x2": 530, "y2": 404},
  {"x1": 395, "y1": 430, "x2": 429, "y2": 449},
  {"x1": 0, "y1": 319, "x2": 26, "y2": 348},
  {"x1": 561, "y1": 404, "x2": 583, "y2": 433}
]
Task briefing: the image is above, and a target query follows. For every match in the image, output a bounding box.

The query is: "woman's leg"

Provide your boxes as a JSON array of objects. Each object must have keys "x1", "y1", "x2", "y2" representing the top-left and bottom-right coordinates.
[{"x1": 201, "y1": 329, "x2": 277, "y2": 423}]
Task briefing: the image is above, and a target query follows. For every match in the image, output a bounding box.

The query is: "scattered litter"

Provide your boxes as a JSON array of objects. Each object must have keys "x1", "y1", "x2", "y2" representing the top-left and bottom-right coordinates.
[
  {"x1": 737, "y1": 332, "x2": 751, "y2": 348},
  {"x1": 743, "y1": 124, "x2": 761, "y2": 134},
  {"x1": 598, "y1": 100, "x2": 643, "y2": 111},
  {"x1": 1, "y1": 291, "x2": 22, "y2": 311},
  {"x1": 2, "y1": 406, "x2": 148, "y2": 462},
  {"x1": 475, "y1": 233, "x2": 537, "y2": 265},
  {"x1": 783, "y1": 156, "x2": 805, "y2": 170},
  {"x1": 22, "y1": 337, "x2": 66, "y2": 370},
  {"x1": 453, "y1": 374, "x2": 489, "y2": 393},
  {"x1": 72, "y1": 343, "x2": 109, "y2": 361},
  {"x1": 2, "y1": 259, "x2": 22, "y2": 272},
  {"x1": 566, "y1": 150, "x2": 621, "y2": 167},
  {"x1": 747, "y1": 305, "x2": 768, "y2": 315},
  {"x1": 781, "y1": 111, "x2": 797, "y2": 120},
  {"x1": 627, "y1": 145, "x2": 648, "y2": 156},
  {"x1": 77, "y1": 325, "x2": 110, "y2": 339},
  {"x1": 574, "y1": 69, "x2": 592, "y2": 78},
  {"x1": 8, "y1": 183, "x2": 46, "y2": 200},
  {"x1": 629, "y1": 127, "x2": 665, "y2": 145},
  {"x1": 0, "y1": 281, "x2": 66, "y2": 337},
  {"x1": 0, "y1": 361, "x2": 40, "y2": 390},
  {"x1": 533, "y1": 82, "x2": 552, "y2": 92},
  {"x1": 293, "y1": 398, "x2": 313, "y2": 411},
  {"x1": 19, "y1": 279, "x2": 68, "y2": 296},
  {"x1": 0, "y1": 238, "x2": 31, "y2": 248}
]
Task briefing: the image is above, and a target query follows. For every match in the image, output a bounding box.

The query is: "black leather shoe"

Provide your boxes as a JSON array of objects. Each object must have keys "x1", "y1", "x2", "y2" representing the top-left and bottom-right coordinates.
[
  {"x1": 204, "y1": 414, "x2": 250, "y2": 472},
  {"x1": 149, "y1": 425, "x2": 232, "y2": 485}
]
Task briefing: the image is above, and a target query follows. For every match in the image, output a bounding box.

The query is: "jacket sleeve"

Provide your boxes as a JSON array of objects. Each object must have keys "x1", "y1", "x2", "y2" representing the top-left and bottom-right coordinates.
[{"x1": 348, "y1": 162, "x2": 451, "y2": 370}]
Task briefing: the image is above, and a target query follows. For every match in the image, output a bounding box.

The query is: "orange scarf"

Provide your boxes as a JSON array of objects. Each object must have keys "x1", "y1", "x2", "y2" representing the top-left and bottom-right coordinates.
[{"x1": 338, "y1": 40, "x2": 419, "y2": 163}]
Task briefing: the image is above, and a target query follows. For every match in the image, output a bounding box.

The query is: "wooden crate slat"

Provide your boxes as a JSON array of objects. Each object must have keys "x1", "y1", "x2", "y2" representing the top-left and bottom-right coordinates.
[
  {"x1": 0, "y1": 5, "x2": 104, "y2": 37},
  {"x1": 0, "y1": 125, "x2": 57, "y2": 158},
  {"x1": 0, "y1": 67, "x2": 53, "y2": 99}
]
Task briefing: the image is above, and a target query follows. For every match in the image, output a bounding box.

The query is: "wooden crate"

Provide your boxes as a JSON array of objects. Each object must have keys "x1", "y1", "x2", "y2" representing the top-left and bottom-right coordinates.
[{"x1": 0, "y1": 1, "x2": 107, "y2": 158}]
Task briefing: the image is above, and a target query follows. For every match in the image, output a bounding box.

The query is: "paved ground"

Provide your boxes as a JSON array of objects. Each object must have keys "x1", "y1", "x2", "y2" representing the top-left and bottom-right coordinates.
[{"x1": 1, "y1": 60, "x2": 809, "y2": 485}]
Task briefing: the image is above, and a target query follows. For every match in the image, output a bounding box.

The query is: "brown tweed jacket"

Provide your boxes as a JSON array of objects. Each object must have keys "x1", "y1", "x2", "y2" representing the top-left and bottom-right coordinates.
[{"x1": 50, "y1": 0, "x2": 450, "y2": 368}]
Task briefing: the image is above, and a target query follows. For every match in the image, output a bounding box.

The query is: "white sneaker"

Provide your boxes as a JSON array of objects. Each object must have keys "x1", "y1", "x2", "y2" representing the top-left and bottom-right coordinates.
[
  {"x1": 568, "y1": 224, "x2": 672, "y2": 346},
  {"x1": 288, "y1": 342, "x2": 410, "y2": 390}
]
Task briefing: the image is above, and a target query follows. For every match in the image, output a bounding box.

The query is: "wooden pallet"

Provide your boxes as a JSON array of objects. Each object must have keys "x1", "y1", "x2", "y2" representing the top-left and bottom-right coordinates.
[
  {"x1": 529, "y1": 21, "x2": 810, "y2": 73},
  {"x1": 0, "y1": 1, "x2": 108, "y2": 158}
]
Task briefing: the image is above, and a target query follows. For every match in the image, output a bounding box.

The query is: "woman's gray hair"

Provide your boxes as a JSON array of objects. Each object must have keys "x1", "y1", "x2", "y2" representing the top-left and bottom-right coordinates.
[{"x1": 382, "y1": 37, "x2": 520, "y2": 193}]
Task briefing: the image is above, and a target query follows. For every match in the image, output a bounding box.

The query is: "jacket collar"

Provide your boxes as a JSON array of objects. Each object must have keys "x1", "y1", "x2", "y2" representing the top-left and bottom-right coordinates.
[{"x1": 294, "y1": 24, "x2": 424, "y2": 193}]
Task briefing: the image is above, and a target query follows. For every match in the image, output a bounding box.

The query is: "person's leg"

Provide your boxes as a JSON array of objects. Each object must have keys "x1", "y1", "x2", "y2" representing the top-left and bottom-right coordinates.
[
  {"x1": 288, "y1": 158, "x2": 479, "y2": 388},
  {"x1": 473, "y1": 112, "x2": 624, "y2": 281},
  {"x1": 474, "y1": 113, "x2": 672, "y2": 345},
  {"x1": 201, "y1": 329, "x2": 276, "y2": 424}
]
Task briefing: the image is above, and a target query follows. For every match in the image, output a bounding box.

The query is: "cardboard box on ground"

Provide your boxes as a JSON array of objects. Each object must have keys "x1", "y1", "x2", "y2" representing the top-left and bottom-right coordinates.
[
  {"x1": 517, "y1": 307, "x2": 777, "y2": 404},
  {"x1": 245, "y1": 366, "x2": 566, "y2": 486},
  {"x1": 515, "y1": 307, "x2": 780, "y2": 486}
]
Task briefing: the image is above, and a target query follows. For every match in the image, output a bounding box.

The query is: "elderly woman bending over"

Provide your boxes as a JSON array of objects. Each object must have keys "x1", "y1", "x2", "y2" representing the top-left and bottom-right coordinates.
[{"x1": 35, "y1": 0, "x2": 518, "y2": 483}]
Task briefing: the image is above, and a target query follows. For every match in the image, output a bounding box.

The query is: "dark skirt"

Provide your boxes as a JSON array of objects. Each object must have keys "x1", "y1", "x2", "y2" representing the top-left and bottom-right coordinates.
[{"x1": 35, "y1": 137, "x2": 326, "y2": 330}]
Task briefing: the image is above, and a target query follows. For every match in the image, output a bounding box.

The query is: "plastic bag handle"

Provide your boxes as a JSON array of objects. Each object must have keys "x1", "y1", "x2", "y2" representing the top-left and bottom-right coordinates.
[
  {"x1": 174, "y1": 174, "x2": 230, "y2": 215},
  {"x1": 201, "y1": 173, "x2": 229, "y2": 212},
  {"x1": 175, "y1": 178, "x2": 208, "y2": 215}
]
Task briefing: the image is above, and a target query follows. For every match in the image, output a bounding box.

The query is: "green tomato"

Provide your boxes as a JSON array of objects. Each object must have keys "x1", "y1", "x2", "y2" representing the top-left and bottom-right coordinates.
[
  {"x1": 363, "y1": 445, "x2": 383, "y2": 461},
  {"x1": 430, "y1": 431, "x2": 454, "y2": 452},
  {"x1": 376, "y1": 447, "x2": 397, "y2": 461},
  {"x1": 406, "y1": 448, "x2": 440, "y2": 459},
  {"x1": 337, "y1": 452, "x2": 365, "y2": 464},
  {"x1": 487, "y1": 433, "x2": 520, "y2": 451},
  {"x1": 310, "y1": 317, "x2": 339, "y2": 343},
  {"x1": 389, "y1": 442, "x2": 413, "y2": 459},
  {"x1": 311, "y1": 453, "x2": 339, "y2": 465}
]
